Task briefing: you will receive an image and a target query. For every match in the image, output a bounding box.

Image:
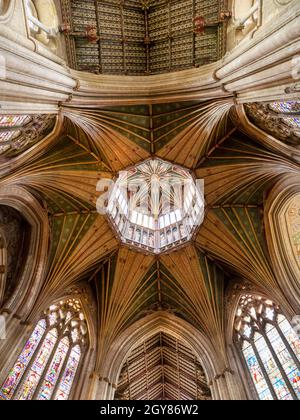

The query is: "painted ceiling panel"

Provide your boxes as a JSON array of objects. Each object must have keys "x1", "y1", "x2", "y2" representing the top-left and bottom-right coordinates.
[
  {"x1": 61, "y1": 0, "x2": 227, "y2": 75},
  {"x1": 2, "y1": 90, "x2": 299, "y2": 402},
  {"x1": 115, "y1": 332, "x2": 211, "y2": 400},
  {"x1": 62, "y1": 99, "x2": 234, "y2": 166}
]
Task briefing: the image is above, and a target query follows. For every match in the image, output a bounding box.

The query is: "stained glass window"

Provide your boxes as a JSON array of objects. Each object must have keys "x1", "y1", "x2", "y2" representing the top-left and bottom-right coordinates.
[
  {"x1": 0, "y1": 299, "x2": 88, "y2": 400},
  {"x1": 54, "y1": 345, "x2": 81, "y2": 400},
  {"x1": 235, "y1": 294, "x2": 300, "y2": 400},
  {"x1": 269, "y1": 101, "x2": 300, "y2": 114},
  {"x1": 0, "y1": 320, "x2": 46, "y2": 400},
  {"x1": 0, "y1": 115, "x2": 32, "y2": 151},
  {"x1": 268, "y1": 101, "x2": 300, "y2": 129}
]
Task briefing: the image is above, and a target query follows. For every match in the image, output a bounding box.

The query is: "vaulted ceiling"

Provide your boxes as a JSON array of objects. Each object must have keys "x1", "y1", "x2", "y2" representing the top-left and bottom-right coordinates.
[
  {"x1": 61, "y1": 0, "x2": 227, "y2": 75},
  {"x1": 1, "y1": 96, "x2": 300, "y2": 398},
  {"x1": 115, "y1": 332, "x2": 211, "y2": 400}
]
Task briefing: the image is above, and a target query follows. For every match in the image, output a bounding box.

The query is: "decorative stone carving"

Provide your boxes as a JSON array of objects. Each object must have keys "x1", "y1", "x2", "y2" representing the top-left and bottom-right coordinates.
[
  {"x1": 25, "y1": 0, "x2": 59, "y2": 51},
  {"x1": 0, "y1": 115, "x2": 56, "y2": 157},
  {"x1": 245, "y1": 102, "x2": 300, "y2": 147}
]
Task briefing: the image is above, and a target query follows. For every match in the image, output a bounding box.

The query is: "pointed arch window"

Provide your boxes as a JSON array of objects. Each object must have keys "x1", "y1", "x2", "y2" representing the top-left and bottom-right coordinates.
[
  {"x1": 0, "y1": 115, "x2": 32, "y2": 148},
  {"x1": 235, "y1": 294, "x2": 300, "y2": 400},
  {"x1": 0, "y1": 114, "x2": 55, "y2": 155},
  {"x1": 268, "y1": 101, "x2": 300, "y2": 129},
  {"x1": 245, "y1": 101, "x2": 300, "y2": 146},
  {"x1": 0, "y1": 298, "x2": 88, "y2": 400}
]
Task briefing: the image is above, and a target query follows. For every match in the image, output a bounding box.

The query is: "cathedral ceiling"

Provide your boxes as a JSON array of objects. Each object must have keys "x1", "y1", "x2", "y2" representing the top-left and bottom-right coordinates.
[
  {"x1": 115, "y1": 332, "x2": 211, "y2": 400},
  {"x1": 60, "y1": 0, "x2": 227, "y2": 75},
  {"x1": 1, "y1": 97, "x2": 300, "y2": 393}
]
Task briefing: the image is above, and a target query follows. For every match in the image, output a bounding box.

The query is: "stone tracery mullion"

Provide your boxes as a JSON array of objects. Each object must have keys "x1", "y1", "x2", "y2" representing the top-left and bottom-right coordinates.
[
  {"x1": 13, "y1": 327, "x2": 58, "y2": 400},
  {"x1": 260, "y1": 330, "x2": 298, "y2": 399},
  {"x1": 275, "y1": 324, "x2": 300, "y2": 371},
  {"x1": 8, "y1": 323, "x2": 48, "y2": 400},
  {"x1": 250, "y1": 340, "x2": 278, "y2": 400}
]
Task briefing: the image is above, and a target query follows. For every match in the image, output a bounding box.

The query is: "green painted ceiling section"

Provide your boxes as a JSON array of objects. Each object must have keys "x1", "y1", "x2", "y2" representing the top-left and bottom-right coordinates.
[
  {"x1": 38, "y1": 134, "x2": 107, "y2": 172},
  {"x1": 28, "y1": 188, "x2": 98, "y2": 270},
  {"x1": 201, "y1": 131, "x2": 279, "y2": 205},
  {"x1": 211, "y1": 205, "x2": 268, "y2": 261},
  {"x1": 63, "y1": 118, "x2": 111, "y2": 169},
  {"x1": 201, "y1": 131, "x2": 275, "y2": 167},
  {"x1": 79, "y1": 101, "x2": 227, "y2": 153},
  {"x1": 91, "y1": 254, "x2": 225, "y2": 334},
  {"x1": 49, "y1": 210, "x2": 98, "y2": 267}
]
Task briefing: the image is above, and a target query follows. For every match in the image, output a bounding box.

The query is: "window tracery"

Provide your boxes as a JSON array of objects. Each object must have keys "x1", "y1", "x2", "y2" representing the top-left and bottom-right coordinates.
[
  {"x1": 245, "y1": 101, "x2": 300, "y2": 146},
  {"x1": 235, "y1": 294, "x2": 300, "y2": 400},
  {"x1": 0, "y1": 114, "x2": 55, "y2": 155},
  {"x1": 0, "y1": 298, "x2": 88, "y2": 400}
]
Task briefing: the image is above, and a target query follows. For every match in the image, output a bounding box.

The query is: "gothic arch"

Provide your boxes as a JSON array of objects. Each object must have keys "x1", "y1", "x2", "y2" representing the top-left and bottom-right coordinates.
[
  {"x1": 43, "y1": 284, "x2": 98, "y2": 400},
  {"x1": 226, "y1": 282, "x2": 283, "y2": 400},
  {"x1": 0, "y1": 185, "x2": 49, "y2": 318},
  {"x1": 226, "y1": 283, "x2": 300, "y2": 400},
  {"x1": 94, "y1": 311, "x2": 243, "y2": 401},
  {"x1": 0, "y1": 292, "x2": 96, "y2": 400},
  {"x1": 265, "y1": 174, "x2": 300, "y2": 312}
]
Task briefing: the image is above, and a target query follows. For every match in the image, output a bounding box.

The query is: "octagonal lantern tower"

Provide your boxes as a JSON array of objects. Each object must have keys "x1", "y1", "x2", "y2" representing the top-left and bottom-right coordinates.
[{"x1": 106, "y1": 158, "x2": 204, "y2": 254}]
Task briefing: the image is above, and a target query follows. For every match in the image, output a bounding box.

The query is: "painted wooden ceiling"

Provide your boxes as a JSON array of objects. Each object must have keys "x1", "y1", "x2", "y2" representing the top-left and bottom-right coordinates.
[
  {"x1": 61, "y1": 0, "x2": 227, "y2": 75},
  {"x1": 1, "y1": 98, "x2": 300, "y2": 399},
  {"x1": 115, "y1": 331, "x2": 211, "y2": 400}
]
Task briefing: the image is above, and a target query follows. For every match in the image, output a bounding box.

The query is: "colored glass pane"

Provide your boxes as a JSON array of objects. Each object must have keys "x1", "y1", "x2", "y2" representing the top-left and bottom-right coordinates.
[
  {"x1": 269, "y1": 101, "x2": 300, "y2": 113},
  {"x1": 54, "y1": 346, "x2": 81, "y2": 400},
  {"x1": 242, "y1": 341, "x2": 272, "y2": 400},
  {"x1": 0, "y1": 320, "x2": 46, "y2": 400},
  {"x1": 254, "y1": 332, "x2": 292, "y2": 400},
  {"x1": 16, "y1": 329, "x2": 58, "y2": 400},
  {"x1": 37, "y1": 337, "x2": 69, "y2": 400},
  {"x1": 283, "y1": 117, "x2": 300, "y2": 128},
  {"x1": 0, "y1": 115, "x2": 31, "y2": 127},
  {"x1": 266, "y1": 323, "x2": 300, "y2": 398},
  {"x1": 278, "y1": 315, "x2": 300, "y2": 359},
  {"x1": 0, "y1": 115, "x2": 31, "y2": 145}
]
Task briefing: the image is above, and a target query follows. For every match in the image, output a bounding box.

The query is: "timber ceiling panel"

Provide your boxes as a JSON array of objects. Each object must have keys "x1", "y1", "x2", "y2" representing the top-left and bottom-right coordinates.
[
  {"x1": 62, "y1": 99, "x2": 234, "y2": 168},
  {"x1": 115, "y1": 332, "x2": 211, "y2": 400},
  {"x1": 61, "y1": 0, "x2": 227, "y2": 75}
]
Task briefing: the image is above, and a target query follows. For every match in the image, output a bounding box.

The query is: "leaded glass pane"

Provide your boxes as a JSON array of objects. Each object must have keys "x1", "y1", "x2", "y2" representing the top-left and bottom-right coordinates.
[
  {"x1": 283, "y1": 117, "x2": 300, "y2": 128},
  {"x1": 242, "y1": 341, "x2": 273, "y2": 400},
  {"x1": 0, "y1": 115, "x2": 32, "y2": 145},
  {"x1": 0, "y1": 115, "x2": 31, "y2": 127},
  {"x1": 254, "y1": 332, "x2": 292, "y2": 400},
  {"x1": 0, "y1": 299, "x2": 87, "y2": 400},
  {"x1": 278, "y1": 315, "x2": 300, "y2": 359},
  {"x1": 235, "y1": 295, "x2": 300, "y2": 400},
  {"x1": 266, "y1": 324, "x2": 300, "y2": 398},
  {"x1": 269, "y1": 101, "x2": 300, "y2": 114},
  {"x1": 0, "y1": 320, "x2": 46, "y2": 400},
  {"x1": 54, "y1": 345, "x2": 81, "y2": 400},
  {"x1": 37, "y1": 337, "x2": 69, "y2": 400},
  {"x1": 15, "y1": 329, "x2": 58, "y2": 400}
]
